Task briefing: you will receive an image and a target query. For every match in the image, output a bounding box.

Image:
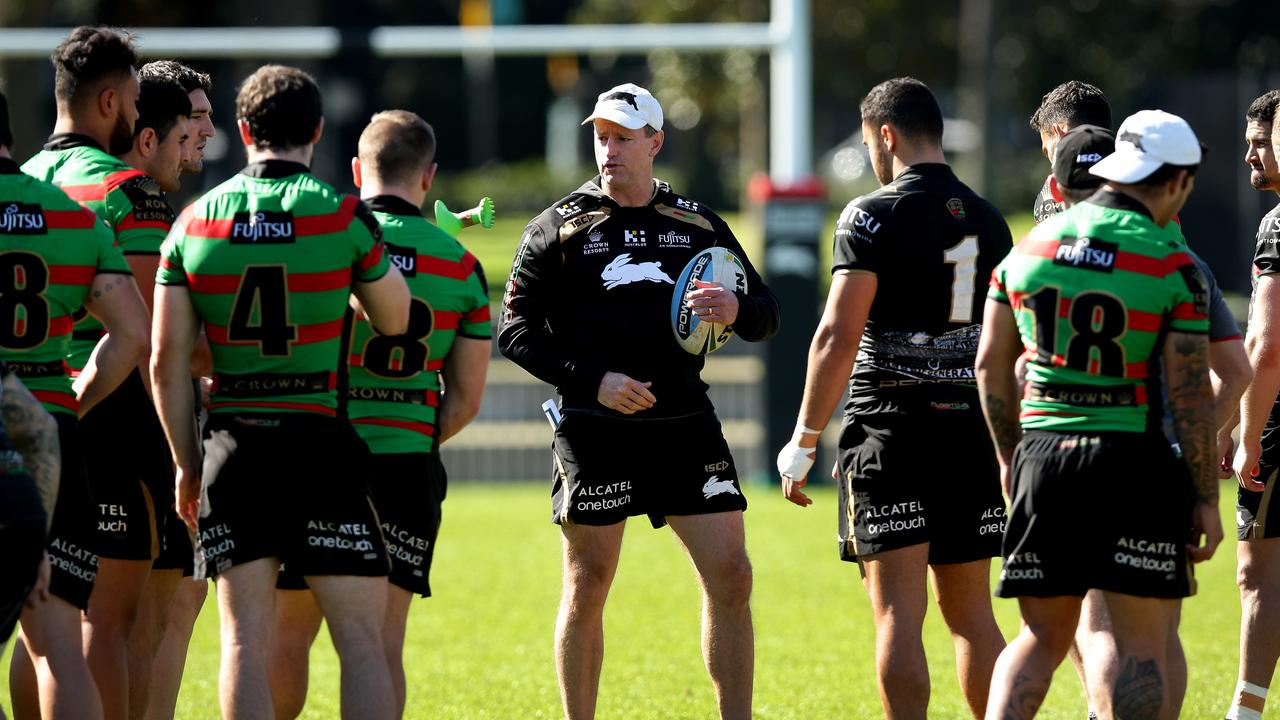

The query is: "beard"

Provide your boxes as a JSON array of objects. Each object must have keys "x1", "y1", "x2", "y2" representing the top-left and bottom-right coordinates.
[
  {"x1": 1251, "y1": 168, "x2": 1277, "y2": 190},
  {"x1": 108, "y1": 112, "x2": 134, "y2": 156}
]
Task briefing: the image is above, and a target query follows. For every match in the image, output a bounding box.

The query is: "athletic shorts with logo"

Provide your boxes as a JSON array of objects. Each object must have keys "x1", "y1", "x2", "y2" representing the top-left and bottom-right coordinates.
[
  {"x1": 0, "y1": 472, "x2": 47, "y2": 643},
  {"x1": 1239, "y1": 404, "x2": 1280, "y2": 540},
  {"x1": 48, "y1": 414, "x2": 98, "y2": 609},
  {"x1": 80, "y1": 369, "x2": 174, "y2": 560},
  {"x1": 998, "y1": 430, "x2": 1194, "y2": 599},
  {"x1": 279, "y1": 452, "x2": 446, "y2": 597},
  {"x1": 193, "y1": 413, "x2": 389, "y2": 581},
  {"x1": 551, "y1": 410, "x2": 746, "y2": 527},
  {"x1": 153, "y1": 378, "x2": 206, "y2": 576},
  {"x1": 837, "y1": 404, "x2": 1004, "y2": 565}
]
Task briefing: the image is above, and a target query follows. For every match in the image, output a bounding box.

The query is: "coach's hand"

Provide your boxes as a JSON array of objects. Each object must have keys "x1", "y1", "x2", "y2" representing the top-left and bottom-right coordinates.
[
  {"x1": 176, "y1": 465, "x2": 202, "y2": 532},
  {"x1": 686, "y1": 280, "x2": 739, "y2": 326},
  {"x1": 1235, "y1": 440, "x2": 1266, "y2": 492},
  {"x1": 598, "y1": 372, "x2": 656, "y2": 415},
  {"x1": 1187, "y1": 500, "x2": 1223, "y2": 563}
]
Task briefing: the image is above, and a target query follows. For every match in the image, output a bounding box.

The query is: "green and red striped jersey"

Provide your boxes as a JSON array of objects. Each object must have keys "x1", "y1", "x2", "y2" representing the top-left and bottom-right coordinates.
[
  {"x1": 156, "y1": 160, "x2": 390, "y2": 416},
  {"x1": 22, "y1": 134, "x2": 174, "y2": 370},
  {"x1": 0, "y1": 157, "x2": 131, "y2": 415},
  {"x1": 347, "y1": 195, "x2": 490, "y2": 454},
  {"x1": 989, "y1": 190, "x2": 1209, "y2": 433}
]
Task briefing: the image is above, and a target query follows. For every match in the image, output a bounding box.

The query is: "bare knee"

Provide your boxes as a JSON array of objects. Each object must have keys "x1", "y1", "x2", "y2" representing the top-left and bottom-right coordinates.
[
  {"x1": 1026, "y1": 619, "x2": 1077, "y2": 658},
  {"x1": 700, "y1": 552, "x2": 753, "y2": 609},
  {"x1": 563, "y1": 557, "x2": 617, "y2": 612},
  {"x1": 1238, "y1": 550, "x2": 1278, "y2": 603}
]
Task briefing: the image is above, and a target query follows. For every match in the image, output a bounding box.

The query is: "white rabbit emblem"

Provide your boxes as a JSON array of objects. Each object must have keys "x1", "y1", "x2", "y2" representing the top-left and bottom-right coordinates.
[{"x1": 600, "y1": 253, "x2": 674, "y2": 290}]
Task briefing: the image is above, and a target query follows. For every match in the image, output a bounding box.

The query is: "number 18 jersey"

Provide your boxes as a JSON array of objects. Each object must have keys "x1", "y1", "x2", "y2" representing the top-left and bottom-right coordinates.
[
  {"x1": 989, "y1": 191, "x2": 1209, "y2": 433},
  {"x1": 832, "y1": 163, "x2": 1012, "y2": 414},
  {"x1": 157, "y1": 161, "x2": 390, "y2": 416}
]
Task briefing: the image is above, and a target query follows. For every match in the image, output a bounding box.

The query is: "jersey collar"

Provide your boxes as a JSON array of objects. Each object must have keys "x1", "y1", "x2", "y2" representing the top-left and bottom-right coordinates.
[
  {"x1": 43, "y1": 133, "x2": 104, "y2": 152},
  {"x1": 0, "y1": 158, "x2": 19, "y2": 175},
  {"x1": 580, "y1": 175, "x2": 670, "y2": 208},
  {"x1": 240, "y1": 160, "x2": 310, "y2": 179},
  {"x1": 893, "y1": 162, "x2": 955, "y2": 183},
  {"x1": 364, "y1": 194, "x2": 422, "y2": 218},
  {"x1": 1084, "y1": 189, "x2": 1154, "y2": 220}
]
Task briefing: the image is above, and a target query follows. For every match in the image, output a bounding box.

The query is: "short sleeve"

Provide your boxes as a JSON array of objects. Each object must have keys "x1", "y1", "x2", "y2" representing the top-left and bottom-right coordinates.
[
  {"x1": 1188, "y1": 251, "x2": 1240, "y2": 342},
  {"x1": 988, "y1": 261, "x2": 1010, "y2": 305},
  {"x1": 92, "y1": 217, "x2": 131, "y2": 275},
  {"x1": 831, "y1": 197, "x2": 889, "y2": 274},
  {"x1": 110, "y1": 175, "x2": 174, "y2": 255},
  {"x1": 351, "y1": 199, "x2": 390, "y2": 282},
  {"x1": 1254, "y1": 209, "x2": 1280, "y2": 277},
  {"x1": 156, "y1": 219, "x2": 187, "y2": 286},
  {"x1": 1166, "y1": 253, "x2": 1210, "y2": 335},
  {"x1": 458, "y1": 257, "x2": 492, "y2": 340}
]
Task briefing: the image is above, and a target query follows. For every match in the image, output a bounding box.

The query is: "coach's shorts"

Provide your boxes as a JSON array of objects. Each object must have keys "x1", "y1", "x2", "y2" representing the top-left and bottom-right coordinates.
[
  {"x1": 837, "y1": 408, "x2": 1004, "y2": 565},
  {"x1": 997, "y1": 431, "x2": 1195, "y2": 599},
  {"x1": 0, "y1": 473, "x2": 47, "y2": 643},
  {"x1": 193, "y1": 414, "x2": 389, "y2": 581},
  {"x1": 80, "y1": 370, "x2": 173, "y2": 561},
  {"x1": 1239, "y1": 407, "x2": 1280, "y2": 540},
  {"x1": 48, "y1": 415, "x2": 98, "y2": 609},
  {"x1": 551, "y1": 410, "x2": 746, "y2": 527},
  {"x1": 279, "y1": 452, "x2": 446, "y2": 597}
]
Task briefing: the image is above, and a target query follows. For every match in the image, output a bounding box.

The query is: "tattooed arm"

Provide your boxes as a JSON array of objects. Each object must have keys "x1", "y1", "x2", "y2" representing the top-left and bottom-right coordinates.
[
  {"x1": 1, "y1": 374, "x2": 60, "y2": 529},
  {"x1": 75, "y1": 272, "x2": 150, "y2": 415},
  {"x1": 1164, "y1": 329, "x2": 1223, "y2": 562},
  {"x1": 976, "y1": 299, "x2": 1024, "y2": 498}
]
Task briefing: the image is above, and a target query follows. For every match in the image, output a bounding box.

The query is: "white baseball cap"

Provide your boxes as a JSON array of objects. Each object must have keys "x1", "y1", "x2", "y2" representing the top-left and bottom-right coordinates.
[
  {"x1": 1089, "y1": 109, "x2": 1203, "y2": 184},
  {"x1": 581, "y1": 83, "x2": 664, "y2": 132}
]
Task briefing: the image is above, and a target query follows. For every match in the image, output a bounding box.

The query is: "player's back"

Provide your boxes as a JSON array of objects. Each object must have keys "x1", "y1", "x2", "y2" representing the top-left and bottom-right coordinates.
[
  {"x1": 347, "y1": 196, "x2": 490, "y2": 453},
  {"x1": 0, "y1": 159, "x2": 126, "y2": 415},
  {"x1": 159, "y1": 161, "x2": 388, "y2": 416},
  {"x1": 991, "y1": 196, "x2": 1208, "y2": 433},
  {"x1": 833, "y1": 163, "x2": 1012, "y2": 411}
]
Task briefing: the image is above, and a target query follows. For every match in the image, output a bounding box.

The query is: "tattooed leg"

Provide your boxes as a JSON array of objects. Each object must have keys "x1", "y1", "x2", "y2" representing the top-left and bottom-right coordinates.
[{"x1": 986, "y1": 596, "x2": 1080, "y2": 720}]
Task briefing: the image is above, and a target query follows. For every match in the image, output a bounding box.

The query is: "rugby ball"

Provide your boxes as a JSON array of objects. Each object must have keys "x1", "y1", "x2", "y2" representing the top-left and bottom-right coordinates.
[{"x1": 670, "y1": 246, "x2": 749, "y2": 355}]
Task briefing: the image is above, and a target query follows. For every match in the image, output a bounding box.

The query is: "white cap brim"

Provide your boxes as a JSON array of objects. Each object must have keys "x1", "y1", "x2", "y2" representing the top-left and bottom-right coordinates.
[
  {"x1": 581, "y1": 107, "x2": 649, "y2": 130},
  {"x1": 1088, "y1": 152, "x2": 1164, "y2": 184}
]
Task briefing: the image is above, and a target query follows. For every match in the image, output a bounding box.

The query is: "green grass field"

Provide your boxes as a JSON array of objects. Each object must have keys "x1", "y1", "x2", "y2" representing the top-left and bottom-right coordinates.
[{"x1": 0, "y1": 480, "x2": 1244, "y2": 719}]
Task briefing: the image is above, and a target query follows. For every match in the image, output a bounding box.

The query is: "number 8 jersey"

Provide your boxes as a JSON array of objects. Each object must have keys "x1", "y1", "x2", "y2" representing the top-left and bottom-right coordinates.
[
  {"x1": 157, "y1": 160, "x2": 390, "y2": 416},
  {"x1": 989, "y1": 190, "x2": 1210, "y2": 432},
  {"x1": 833, "y1": 163, "x2": 1012, "y2": 414}
]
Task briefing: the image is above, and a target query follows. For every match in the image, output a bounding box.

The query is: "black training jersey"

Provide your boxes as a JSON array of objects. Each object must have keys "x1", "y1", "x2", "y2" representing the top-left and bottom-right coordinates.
[
  {"x1": 1251, "y1": 201, "x2": 1280, "y2": 295},
  {"x1": 832, "y1": 163, "x2": 1012, "y2": 414},
  {"x1": 1033, "y1": 174, "x2": 1064, "y2": 225},
  {"x1": 499, "y1": 177, "x2": 780, "y2": 419}
]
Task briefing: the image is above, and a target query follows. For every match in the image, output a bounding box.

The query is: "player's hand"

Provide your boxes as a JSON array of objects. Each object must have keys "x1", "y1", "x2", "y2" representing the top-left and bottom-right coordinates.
[
  {"x1": 175, "y1": 464, "x2": 202, "y2": 532},
  {"x1": 777, "y1": 435, "x2": 817, "y2": 507},
  {"x1": 1187, "y1": 500, "x2": 1223, "y2": 563},
  {"x1": 597, "y1": 372, "x2": 655, "y2": 414},
  {"x1": 1235, "y1": 440, "x2": 1266, "y2": 492},
  {"x1": 1218, "y1": 430, "x2": 1235, "y2": 480},
  {"x1": 24, "y1": 552, "x2": 50, "y2": 609},
  {"x1": 686, "y1": 280, "x2": 739, "y2": 326}
]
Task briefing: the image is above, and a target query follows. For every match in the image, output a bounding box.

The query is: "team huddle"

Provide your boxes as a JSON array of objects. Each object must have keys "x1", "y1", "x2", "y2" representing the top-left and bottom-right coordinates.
[{"x1": 0, "y1": 22, "x2": 1279, "y2": 720}]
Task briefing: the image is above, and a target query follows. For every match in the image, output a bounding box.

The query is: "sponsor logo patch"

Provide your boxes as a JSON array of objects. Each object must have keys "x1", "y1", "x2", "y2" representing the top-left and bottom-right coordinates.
[
  {"x1": 946, "y1": 197, "x2": 966, "y2": 221},
  {"x1": 657, "y1": 231, "x2": 692, "y2": 248},
  {"x1": 387, "y1": 242, "x2": 417, "y2": 277},
  {"x1": 1052, "y1": 236, "x2": 1117, "y2": 272},
  {"x1": 230, "y1": 210, "x2": 295, "y2": 244},
  {"x1": 624, "y1": 229, "x2": 646, "y2": 247},
  {"x1": 0, "y1": 203, "x2": 47, "y2": 235}
]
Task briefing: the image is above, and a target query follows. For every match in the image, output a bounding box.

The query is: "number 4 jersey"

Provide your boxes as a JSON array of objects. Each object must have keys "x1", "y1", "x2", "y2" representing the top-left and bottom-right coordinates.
[
  {"x1": 990, "y1": 190, "x2": 1209, "y2": 432},
  {"x1": 347, "y1": 195, "x2": 491, "y2": 454},
  {"x1": 833, "y1": 163, "x2": 1012, "y2": 414},
  {"x1": 157, "y1": 160, "x2": 390, "y2": 416}
]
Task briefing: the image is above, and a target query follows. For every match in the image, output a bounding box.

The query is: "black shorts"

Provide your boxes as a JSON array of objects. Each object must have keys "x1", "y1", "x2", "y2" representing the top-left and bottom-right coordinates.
[
  {"x1": 0, "y1": 473, "x2": 47, "y2": 643},
  {"x1": 279, "y1": 452, "x2": 446, "y2": 597},
  {"x1": 152, "y1": 510, "x2": 194, "y2": 575},
  {"x1": 1239, "y1": 406, "x2": 1280, "y2": 540},
  {"x1": 837, "y1": 409, "x2": 1004, "y2": 565},
  {"x1": 551, "y1": 410, "x2": 746, "y2": 527},
  {"x1": 80, "y1": 370, "x2": 173, "y2": 561},
  {"x1": 47, "y1": 415, "x2": 98, "y2": 609},
  {"x1": 194, "y1": 413, "x2": 389, "y2": 581},
  {"x1": 997, "y1": 431, "x2": 1195, "y2": 599}
]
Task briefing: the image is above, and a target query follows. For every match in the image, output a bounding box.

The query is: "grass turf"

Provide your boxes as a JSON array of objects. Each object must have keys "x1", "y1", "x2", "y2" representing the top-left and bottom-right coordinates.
[{"x1": 0, "y1": 479, "x2": 1242, "y2": 718}]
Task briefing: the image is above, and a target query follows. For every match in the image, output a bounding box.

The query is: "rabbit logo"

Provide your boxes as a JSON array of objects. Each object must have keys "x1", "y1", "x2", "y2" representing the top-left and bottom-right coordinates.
[
  {"x1": 600, "y1": 253, "x2": 674, "y2": 290},
  {"x1": 702, "y1": 475, "x2": 739, "y2": 499}
]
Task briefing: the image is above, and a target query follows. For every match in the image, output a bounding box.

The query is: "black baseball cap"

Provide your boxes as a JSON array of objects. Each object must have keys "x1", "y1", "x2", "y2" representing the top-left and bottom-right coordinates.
[{"x1": 1053, "y1": 124, "x2": 1115, "y2": 193}]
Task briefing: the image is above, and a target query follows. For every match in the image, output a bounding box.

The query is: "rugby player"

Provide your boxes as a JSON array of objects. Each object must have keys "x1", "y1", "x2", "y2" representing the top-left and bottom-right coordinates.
[
  {"x1": 499, "y1": 83, "x2": 779, "y2": 720},
  {"x1": 131, "y1": 58, "x2": 216, "y2": 720},
  {"x1": 776, "y1": 77, "x2": 1010, "y2": 719},
  {"x1": 1031, "y1": 93, "x2": 1251, "y2": 719},
  {"x1": 1229, "y1": 88, "x2": 1280, "y2": 720},
  {"x1": 1028, "y1": 81, "x2": 1111, "y2": 225},
  {"x1": 269, "y1": 109, "x2": 491, "y2": 719},
  {"x1": 13, "y1": 27, "x2": 163, "y2": 720},
  {"x1": 151, "y1": 64, "x2": 409, "y2": 720},
  {"x1": 979, "y1": 110, "x2": 1220, "y2": 719}
]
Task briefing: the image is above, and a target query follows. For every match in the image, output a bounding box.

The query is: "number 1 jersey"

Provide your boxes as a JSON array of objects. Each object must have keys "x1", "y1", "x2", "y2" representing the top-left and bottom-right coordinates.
[
  {"x1": 832, "y1": 163, "x2": 1012, "y2": 414},
  {"x1": 156, "y1": 160, "x2": 390, "y2": 416}
]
